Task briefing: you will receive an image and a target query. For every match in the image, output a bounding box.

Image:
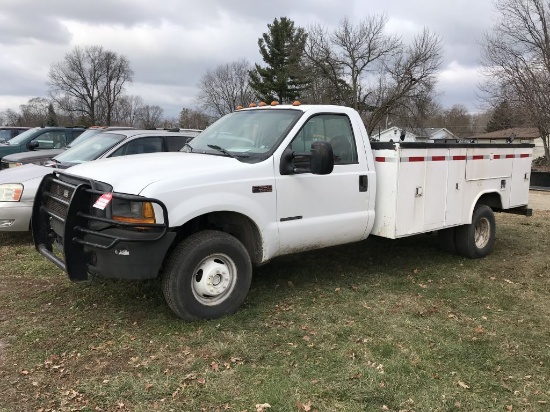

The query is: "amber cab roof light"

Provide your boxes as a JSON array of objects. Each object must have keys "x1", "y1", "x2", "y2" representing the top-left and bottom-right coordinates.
[{"x1": 236, "y1": 101, "x2": 301, "y2": 110}]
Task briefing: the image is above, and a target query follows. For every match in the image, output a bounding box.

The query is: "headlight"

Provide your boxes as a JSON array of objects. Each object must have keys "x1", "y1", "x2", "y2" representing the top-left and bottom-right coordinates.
[
  {"x1": 8, "y1": 162, "x2": 23, "y2": 168},
  {"x1": 111, "y1": 199, "x2": 156, "y2": 224},
  {"x1": 0, "y1": 183, "x2": 23, "y2": 202}
]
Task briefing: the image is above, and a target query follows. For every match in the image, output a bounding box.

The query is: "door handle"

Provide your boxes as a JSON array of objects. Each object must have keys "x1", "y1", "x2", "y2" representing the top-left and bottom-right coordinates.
[{"x1": 359, "y1": 175, "x2": 368, "y2": 192}]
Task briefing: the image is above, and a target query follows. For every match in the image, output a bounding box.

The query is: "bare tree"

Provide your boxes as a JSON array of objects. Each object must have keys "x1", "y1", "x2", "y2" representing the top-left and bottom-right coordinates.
[
  {"x1": 197, "y1": 59, "x2": 256, "y2": 117},
  {"x1": 19, "y1": 97, "x2": 50, "y2": 126},
  {"x1": 305, "y1": 16, "x2": 442, "y2": 135},
  {"x1": 99, "y1": 51, "x2": 133, "y2": 125},
  {"x1": 48, "y1": 45, "x2": 133, "y2": 125},
  {"x1": 387, "y1": 81, "x2": 442, "y2": 130},
  {"x1": 0, "y1": 109, "x2": 22, "y2": 126},
  {"x1": 112, "y1": 95, "x2": 143, "y2": 126},
  {"x1": 135, "y1": 105, "x2": 164, "y2": 129},
  {"x1": 480, "y1": 0, "x2": 550, "y2": 161},
  {"x1": 427, "y1": 104, "x2": 476, "y2": 137},
  {"x1": 179, "y1": 108, "x2": 211, "y2": 130}
]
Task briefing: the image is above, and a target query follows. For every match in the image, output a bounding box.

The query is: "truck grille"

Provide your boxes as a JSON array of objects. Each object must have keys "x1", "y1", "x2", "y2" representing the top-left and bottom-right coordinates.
[
  {"x1": 0, "y1": 161, "x2": 10, "y2": 170},
  {"x1": 44, "y1": 179, "x2": 75, "y2": 219}
]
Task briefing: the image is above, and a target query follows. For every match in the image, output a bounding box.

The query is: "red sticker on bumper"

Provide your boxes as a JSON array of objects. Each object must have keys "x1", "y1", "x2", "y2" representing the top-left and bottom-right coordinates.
[{"x1": 93, "y1": 193, "x2": 113, "y2": 210}]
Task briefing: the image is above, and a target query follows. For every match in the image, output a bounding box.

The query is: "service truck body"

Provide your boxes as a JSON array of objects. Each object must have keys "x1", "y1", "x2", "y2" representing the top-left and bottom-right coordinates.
[
  {"x1": 31, "y1": 104, "x2": 533, "y2": 320},
  {"x1": 370, "y1": 142, "x2": 532, "y2": 238}
]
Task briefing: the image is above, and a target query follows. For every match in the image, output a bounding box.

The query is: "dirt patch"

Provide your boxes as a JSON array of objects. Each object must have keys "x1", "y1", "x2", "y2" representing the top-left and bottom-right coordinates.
[
  {"x1": 529, "y1": 190, "x2": 550, "y2": 210},
  {"x1": 0, "y1": 338, "x2": 10, "y2": 358}
]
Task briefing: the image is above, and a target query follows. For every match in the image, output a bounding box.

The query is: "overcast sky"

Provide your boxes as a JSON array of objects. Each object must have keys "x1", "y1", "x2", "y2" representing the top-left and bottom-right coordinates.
[{"x1": 0, "y1": 0, "x2": 497, "y2": 119}]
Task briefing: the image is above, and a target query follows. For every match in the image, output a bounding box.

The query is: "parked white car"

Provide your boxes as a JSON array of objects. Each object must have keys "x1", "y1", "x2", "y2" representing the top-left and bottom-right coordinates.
[{"x1": 0, "y1": 129, "x2": 201, "y2": 231}]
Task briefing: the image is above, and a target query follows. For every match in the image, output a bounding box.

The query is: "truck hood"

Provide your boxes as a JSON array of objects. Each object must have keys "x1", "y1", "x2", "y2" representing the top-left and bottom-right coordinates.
[
  {"x1": 62, "y1": 152, "x2": 249, "y2": 194},
  {"x1": 0, "y1": 164, "x2": 53, "y2": 184}
]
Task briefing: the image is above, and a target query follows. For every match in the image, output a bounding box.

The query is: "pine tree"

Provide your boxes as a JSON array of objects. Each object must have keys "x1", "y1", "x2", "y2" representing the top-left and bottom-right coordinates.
[
  {"x1": 486, "y1": 100, "x2": 513, "y2": 132},
  {"x1": 249, "y1": 17, "x2": 309, "y2": 103},
  {"x1": 46, "y1": 103, "x2": 58, "y2": 126}
]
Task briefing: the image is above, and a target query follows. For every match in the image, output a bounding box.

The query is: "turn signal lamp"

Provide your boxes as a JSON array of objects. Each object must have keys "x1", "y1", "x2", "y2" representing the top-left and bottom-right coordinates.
[
  {"x1": 270, "y1": 101, "x2": 279, "y2": 106},
  {"x1": 293, "y1": 100, "x2": 301, "y2": 106},
  {"x1": 249, "y1": 103, "x2": 257, "y2": 107},
  {"x1": 259, "y1": 102, "x2": 267, "y2": 107},
  {"x1": 0, "y1": 183, "x2": 23, "y2": 202}
]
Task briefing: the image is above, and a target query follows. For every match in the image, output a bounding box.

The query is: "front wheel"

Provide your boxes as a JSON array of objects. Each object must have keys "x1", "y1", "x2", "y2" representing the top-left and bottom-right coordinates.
[
  {"x1": 162, "y1": 230, "x2": 252, "y2": 320},
  {"x1": 455, "y1": 204, "x2": 496, "y2": 259}
]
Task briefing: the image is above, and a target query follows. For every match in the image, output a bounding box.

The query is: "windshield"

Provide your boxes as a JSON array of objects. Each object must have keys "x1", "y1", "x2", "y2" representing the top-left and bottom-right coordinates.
[
  {"x1": 53, "y1": 133, "x2": 126, "y2": 165},
  {"x1": 67, "y1": 128, "x2": 104, "y2": 148},
  {"x1": 188, "y1": 109, "x2": 302, "y2": 160},
  {"x1": 5, "y1": 128, "x2": 39, "y2": 145}
]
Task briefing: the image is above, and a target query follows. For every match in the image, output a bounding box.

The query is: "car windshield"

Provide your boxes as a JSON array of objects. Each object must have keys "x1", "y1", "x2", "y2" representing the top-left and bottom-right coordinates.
[
  {"x1": 4, "y1": 128, "x2": 39, "y2": 145},
  {"x1": 187, "y1": 109, "x2": 302, "y2": 160},
  {"x1": 53, "y1": 133, "x2": 126, "y2": 164},
  {"x1": 66, "y1": 128, "x2": 104, "y2": 148}
]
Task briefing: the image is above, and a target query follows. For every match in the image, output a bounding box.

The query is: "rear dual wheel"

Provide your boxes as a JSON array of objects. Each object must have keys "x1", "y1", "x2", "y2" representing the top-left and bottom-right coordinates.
[
  {"x1": 437, "y1": 204, "x2": 496, "y2": 258},
  {"x1": 455, "y1": 204, "x2": 496, "y2": 258}
]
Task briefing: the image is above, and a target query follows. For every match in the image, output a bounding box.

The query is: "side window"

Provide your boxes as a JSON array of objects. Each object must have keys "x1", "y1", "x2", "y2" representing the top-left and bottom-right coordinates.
[
  {"x1": 289, "y1": 114, "x2": 357, "y2": 165},
  {"x1": 109, "y1": 137, "x2": 163, "y2": 157},
  {"x1": 71, "y1": 129, "x2": 85, "y2": 141},
  {"x1": 34, "y1": 131, "x2": 67, "y2": 149},
  {"x1": 289, "y1": 116, "x2": 326, "y2": 153},
  {"x1": 165, "y1": 135, "x2": 191, "y2": 151}
]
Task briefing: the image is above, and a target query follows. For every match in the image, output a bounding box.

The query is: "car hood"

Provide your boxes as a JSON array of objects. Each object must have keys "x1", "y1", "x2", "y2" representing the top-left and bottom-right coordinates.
[
  {"x1": 2, "y1": 149, "x2": 64, "y2": 163},
  {"x1": 62, "y1": 152, "x2": 251, "y2": 194},
  {"x1": 0, "y1": 164, "x2": 53, "y2": 184}
]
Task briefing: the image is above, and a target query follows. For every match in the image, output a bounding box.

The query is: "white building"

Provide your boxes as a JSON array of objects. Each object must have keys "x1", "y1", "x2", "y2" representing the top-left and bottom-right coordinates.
[{"x1": 373, "y1": 126, "x2": 458, "y2": 143}]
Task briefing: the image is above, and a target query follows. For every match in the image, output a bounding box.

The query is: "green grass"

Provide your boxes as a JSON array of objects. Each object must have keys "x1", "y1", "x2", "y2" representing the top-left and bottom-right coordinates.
[{"x1": 0, "y1": 213, "x2": 549, "y2": 411}]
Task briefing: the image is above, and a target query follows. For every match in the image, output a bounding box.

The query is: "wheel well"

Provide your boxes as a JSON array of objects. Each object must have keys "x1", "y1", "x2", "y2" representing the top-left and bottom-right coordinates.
[
  {"x1": 476, "y1": 192, "x2": 502, "y2": 210},
  {"x1": 170, "y1": 212, "x2": 263, "y2": 264}
]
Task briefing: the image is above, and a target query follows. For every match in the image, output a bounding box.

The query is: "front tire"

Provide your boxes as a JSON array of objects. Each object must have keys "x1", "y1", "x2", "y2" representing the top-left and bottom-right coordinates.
[
  {"x1": 455, "y1": 204, "x2": 496, "y2": 259},
  {"x1": 162, "y1": 230, "x2": 252, "y2": 320}
]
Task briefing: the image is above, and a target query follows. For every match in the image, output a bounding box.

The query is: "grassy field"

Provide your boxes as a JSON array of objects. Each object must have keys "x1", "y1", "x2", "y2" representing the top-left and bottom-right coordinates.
[{"x1": 0, "y1": 212, "x2": 549, "y2": 411}]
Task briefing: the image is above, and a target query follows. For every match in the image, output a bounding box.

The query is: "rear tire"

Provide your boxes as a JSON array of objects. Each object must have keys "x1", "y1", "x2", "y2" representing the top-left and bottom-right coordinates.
[
  {"x1": 162, "y1": 230, "x2": 252, "y2": 320},
  {"x1": 437, "y1": 227, "x2": 457, "y2": 254},
  {"x1": 455, "y1": 204, "x2": 496, "y2": 259}
]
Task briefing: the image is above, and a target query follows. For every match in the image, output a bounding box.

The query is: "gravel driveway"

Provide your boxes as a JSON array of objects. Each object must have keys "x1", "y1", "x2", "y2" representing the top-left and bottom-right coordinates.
[{"x1": 529, "y1": 190, "x2": 550, "y2": 211}]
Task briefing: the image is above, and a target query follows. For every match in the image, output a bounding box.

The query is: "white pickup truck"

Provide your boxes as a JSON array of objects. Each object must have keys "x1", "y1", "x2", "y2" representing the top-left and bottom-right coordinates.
[{"x1": 32, "y1": 104, "x2": 533, "y2": 320}]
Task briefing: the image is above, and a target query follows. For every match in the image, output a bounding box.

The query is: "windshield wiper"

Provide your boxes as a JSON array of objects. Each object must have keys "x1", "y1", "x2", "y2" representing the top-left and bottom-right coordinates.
[
  {"x1": 44, "y1": 158, "x2": 60, "y2": 168},
  {"x1": 207, "y1": 144, "x2": 236, "y2": 158}
]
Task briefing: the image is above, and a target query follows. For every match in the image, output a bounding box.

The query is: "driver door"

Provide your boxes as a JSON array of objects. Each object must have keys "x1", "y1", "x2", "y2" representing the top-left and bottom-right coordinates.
[{"x1": 275, "y1": 113, "x2": 371, "y2": 254}]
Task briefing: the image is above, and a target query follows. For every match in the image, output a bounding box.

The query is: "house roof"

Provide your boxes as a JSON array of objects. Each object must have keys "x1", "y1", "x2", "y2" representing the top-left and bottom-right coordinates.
[
  {"x1": 470, "y1": 127, "x2": 540, "y2": 140},
  {"x1": 409, "y1": 127, "x2": 444, "y2": 137}
]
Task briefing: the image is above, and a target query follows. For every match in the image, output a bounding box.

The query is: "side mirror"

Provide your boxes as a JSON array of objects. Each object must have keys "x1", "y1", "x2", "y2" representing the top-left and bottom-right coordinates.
[
  {"x1": 310, "y1": 141, "x2": 334, "y2": 175},
  {"x1": 280, "y1": 141, "x2": 334, "y2": 175},
  {"x1": 27, "y1": 141, "x2": 39, "y2": 150}
]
